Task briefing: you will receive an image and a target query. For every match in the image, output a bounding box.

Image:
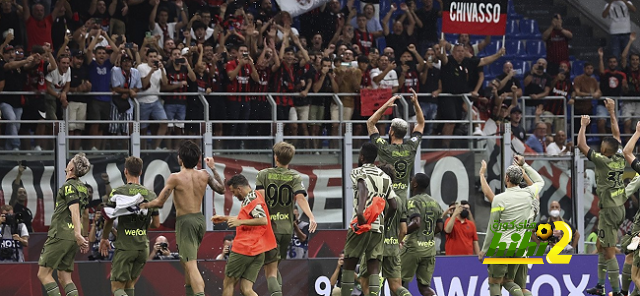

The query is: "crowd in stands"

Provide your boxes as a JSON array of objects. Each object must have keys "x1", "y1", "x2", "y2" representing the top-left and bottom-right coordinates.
[{"x1": 0, "y1": 0, "x2": 638, "y2": 152}]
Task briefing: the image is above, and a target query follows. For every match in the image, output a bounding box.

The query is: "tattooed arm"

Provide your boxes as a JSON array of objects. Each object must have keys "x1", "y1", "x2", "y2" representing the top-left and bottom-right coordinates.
[
  {"x1": 142, "y1": 174, "x2": 177, "y2": 209},
  {"x1": 204, "y1": 157, "x2": 225, "y2": 194}
]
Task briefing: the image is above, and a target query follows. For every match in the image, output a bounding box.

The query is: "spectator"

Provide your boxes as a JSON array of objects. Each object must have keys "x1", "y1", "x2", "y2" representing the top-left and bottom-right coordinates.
[
  {"x1": 149, "y1": 0, "x2": 187, "y2": 48},
  {"x1": 526, "y1": 122, "x2": 548, "y2": 153},
  {"x1": 67, "y1": 50, "x2": 91, "y2": 150},
  {"x1": 546, "y1": 130, "x2": 573, "y2": 156},
  {"x1": 310, "y1": 57, "x2": 338, "y2": 151},
  {"x1": 44, "y1": 54, "x2": 72, "y2": 121},
  {"x1": 397, "y1": 45, "x2": 424, "y2": 118},
  {"x1": 125, "y1": 0, "x2": 153, "y2": 45},
  {"x1": 22, "y1": 45, "x2": 56, "y2": 151},
  {"x1": 86, "y1": 31, "x2": 118, "y2": 151},
  {"x1": 497, "y1": 61, "x2": 523, "y2": 97},
  {"x1": 248, "y1": 43, "x2": 278, "y2": 150},
  {"x1": 523, "y1": 58, "x2": 553, "y2": 129},
  {"x1": 443, "y1": 201, "x2": 479, "y2": 256},
  {"x1": 88, "y1": 204, "x2": 115, "y2": 260},
  {"x1": 254, "y1": 0, "x2": 276, "y2": 24},
  {"x1": 215, "y1": 234, "x2": 234, "y2": 260},
  {"x1": 51, "y1": 0, "x2": 72, "y2": 52},
  {"x1": 382, "y1": 3, "x2": 415, "y2": 62},
  {"x1": 367, "y1": 47, "x2": 380, "y2": 69},
  {"x1": 294, "y1": 48, "x2": 315, "y2": 150},
  {"x1": 0, "y1": 205, "x2": 29, "y2": 262},
  {"x1": 188, "y1": 11, "x2": 214, "y2": 42},
  {"x1": 348, "y1": 3, "x2": 382, "y2": 37},
  {"x1": 573, "y1": 62, "x2": 602, "y2": 134},
  {"x1": 317, "y1": 0, "x2": 343, "y2": 48},
  {"x1": 545, "y1": 201, "x2": 580, "y2": 249},
  {"x1": 510, "y1": 107, "x2": 527, "y2": 142},
  {"x1": 418, "y1": 47, "x2": 440, "y2": 138},
  {"x1": 352, "y1": 14, "x2": 377, "y2": 56},
  {"x1": 163, "y1": 47, "x2": 196, "y2": 149},
  {"x1": 602, "y1": 0, "x2": 636, "y2": 59},
  {"x1": 137, "y1": 48, "x2": 168, "y2": 150},
  {"x1": 225, "y1": 44, "x2": 258, "y2": 149},
  {"x1": 9, "y1": 164, "x2": 33, "y2": 232},
  {"x1": 370, "y1": 54, "x2": 398, "y2": 92},
  {"x1": 22, "y1": 0, "x2": 63, "y2": 51},
  {"x1": 106, "y1": 0, "x2": 128, "y2": 36},
  {"x1": 334, "y1": 49, "x2": 360, "y2": 131},
  {"x1": 287, "y1": 207, "x2": 310, "y2": 259},
  {"x1": 598, "y1": 47, "x2": 628, "y2": 135},
  {"x1": 110, "y1": 52, "x2": 141, "y2": 136},
  {"x1": 544, "y1": 61, "x2": 572, "y2": 134},
  {"x1": 0, "y1": 45, "x2": 25, "y2": 151},
  {"x1": 621, "y1": 33, "x2": 640, "y2": 136},
  {"x1": 0, "y1": 0, "x2": 24, "y2": 46},
  {"x1": 89, "y1": 0, "x2": 111, "y2": 32},
  {"x1": 148, "y1": 235, "x2": 179, "y2": 260},
  {"x1": 542, "y1": 14, "x2": 572, "y2": 76},
  {"x1": 455, "y1": 34, "x2": 491, "y2": 57},
  {"x1": 434, "y1": 41, "x2": 504, "y2": 148},
  {"x1": 330, "y1": 252, "x2": 345, "y2": 296},
  {"x1": 414, "y1": 0, "x2": 442, "y2": 53}
]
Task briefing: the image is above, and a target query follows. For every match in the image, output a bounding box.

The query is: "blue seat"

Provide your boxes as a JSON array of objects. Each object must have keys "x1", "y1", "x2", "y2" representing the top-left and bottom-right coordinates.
[
  {"x1": 526, "y1": 40, "x2": 546, "y2": 58},
  {"x1": 511, "y1": 60, "x2": 526, "y2": 78},
  {"x1": 504, "y1": 40, "x2": 526, "y2": 58},
  {"x1": 508, "y1": 0, "x2": 518, "y2": 17},
  {"x1": 444, "y1": 33, "x2": 457, "y2": 41},
  {"x1": 518, "y1": 19, "x2": 542, "y2": 38},
  {"x1": 484, "y1": 41, "x2": 501, "y2": 56},
  {"x1": 505, "y1": 19, "x2": 519, "y2": 38},
  {"x1": 571, "y1": 60, "x2": 586, "y2": 77},
  {"x1": 490, "y1": 60, "x2": 505, "y2": 77}
]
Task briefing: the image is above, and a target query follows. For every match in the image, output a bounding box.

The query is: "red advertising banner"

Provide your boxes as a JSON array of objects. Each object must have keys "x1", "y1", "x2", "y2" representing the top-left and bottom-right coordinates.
[
  {"x1": 442, "y1": 0, "x2": 509, "y2": 35},
  {"x1": 360, "y1": 88, "x2": 393, "y2": 116}
]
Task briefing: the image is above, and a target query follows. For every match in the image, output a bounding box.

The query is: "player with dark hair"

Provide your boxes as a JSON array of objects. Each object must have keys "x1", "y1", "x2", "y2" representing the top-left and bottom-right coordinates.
[
  {"x1": 99, "y1": 156, "x2": 160, "y2": 296},
  {"x1": 255, "y1": 141, "x2": 316, "y2": 296},
  {"x1": 341, "y1": 142, "x2": 397, "y2": 296},
  {"x1": 402, "y1": 173, "x2": 443, "y2": 296},
  {"x1": 142, "y1": 140, "x2": 225, "y2": 296},
  {"x1": 578, "y1": 99, "x2": 626, "y2": 296}
]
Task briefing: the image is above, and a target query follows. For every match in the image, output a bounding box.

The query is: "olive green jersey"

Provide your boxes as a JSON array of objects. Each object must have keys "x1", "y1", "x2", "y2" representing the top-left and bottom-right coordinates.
[
  {"x1": 626, "y1": 174, "x2": 640, "y2": 232},
  {"x1": 383, "y1": 194, "x2": 406, "y2": 256},
  {"x1": 588, "y1": 149, "x2": 626, "y2": 208},
  {"x1": 404, "y1": 193, "x2": 443, "y2": 257},
  {"x1": 48, "y1": 178, "x2": 89, "y2": 241},
  {"x1": 107, "y1": 184, "x2": 158, "y2": 250},
  {"x1": 255, "y1": 167, "x2": 307, "y2": 235},
  {"x1": 370, "y1": 132, "x2": 422, "y2": 199},
  {"x1": 350, "y1": 163, "x2": 397, "y2": 234}
]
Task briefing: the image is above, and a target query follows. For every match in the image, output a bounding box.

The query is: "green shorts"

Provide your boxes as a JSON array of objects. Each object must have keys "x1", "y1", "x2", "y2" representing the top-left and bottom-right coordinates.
[
  {"x1": 487, "y1": 263, "x2": 519, "y2": 279},
  {"x1": 359, "y1": 252, "x2": 401, "y2": 279},
  {"x1": 513, "y1": 264, "x2": 527, "y2": 288},
  {"x1": 598, "y1": 205, "x2": 625, "y2": 248},
  {"x1": 344, "y1": 229, "x2": 384, "y2": 262},
  {"x1": 111, "y1": 247, "x2": 148, "y2": 282},
  {"x1": 264, "y1": 233, "x2": 291, "y2": 265},
  {"x1": 225, "y1": 251, "x2": 265, "y2": 283},
  {"x1": 400, "y1": 249, "x2": 435, "y2": 286},
  {"x1": 38, "y1": 237, "x2": 78, "y2": 272},
  {"x1": 176, "y1": 213, "x2": 206, "y2": 262}
]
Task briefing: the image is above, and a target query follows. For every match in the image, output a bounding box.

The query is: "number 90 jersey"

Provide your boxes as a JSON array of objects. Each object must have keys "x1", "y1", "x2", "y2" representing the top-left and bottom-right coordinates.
[
  {"x1": 256, "y1": 167, "x2": 307, "y2": 235},
  {"x1": 587, "y1": 148, "x2": 626, "y2": 208},
  {"x1": 370, "y1": 132, "x2": 422, "y2": 199}
]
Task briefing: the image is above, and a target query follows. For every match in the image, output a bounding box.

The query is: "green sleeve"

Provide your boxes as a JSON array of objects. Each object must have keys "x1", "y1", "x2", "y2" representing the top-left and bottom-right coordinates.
[
  {"x1": 106, "y1": 188, "x2": 117, "y2": 208},
  {"x1": 408, "y1": 132, "x2": 423, "y2": 151},
  {"x1": 63, "y1": 184, "x2": 80, "y2": 207},
  {"x1": 482, "y1": 197, "x2": 505, "y2": 253},
  {"x1": 370, "y1": 133, "x2": 390, "y2": 155},
  {"x1": 587, "y1": 149, "x2": 607, "y2": 168},
  {"x1": 406, "y1": 199, "x2": 420, "y2": 221},
  {"x1": 626, "y1": 174, "x2": 640, "y2": 198},
  {"x1": 293, "y1": 175, "x2": 307, "y2": 196},
  {"x1": 255, "y1": 170, "x2": 266, "y2": 190}
]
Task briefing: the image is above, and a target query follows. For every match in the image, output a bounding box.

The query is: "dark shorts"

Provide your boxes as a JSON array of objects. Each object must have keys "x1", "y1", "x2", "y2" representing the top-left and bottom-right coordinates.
[
  {"x1": 38, "y1": 237, "x2": 78, "y2": 272},
  {"x1": 598, "y1": 205, "x2": 625, "y2": 248},
  {"x1": 176, "y1": 213, "x2": 206, "y2": 262},
  {"x1": 208, "y1": 96, "x2": 227, "y2": 121},
  {"x1": 225, "y1": 251, "x2": 265, "y2": 282},
  {"x1": 264, "y1": 233, "x2": 292, "y2": 264},
  {"x1": 111, "y1": 247, "x2": 148, "y2": 282},
  {"x1": 88, "y1": 100, "x2": 112, "y2": 121},
  {"x1": 437, "y1": 96, "x2": 463, "y2": 120},
  {"x1": 277, "y1": 106, "x2": 291, "y2": 121},
  {"x1": 344, "y1": 229, "x2": 384, "y2": 262}
]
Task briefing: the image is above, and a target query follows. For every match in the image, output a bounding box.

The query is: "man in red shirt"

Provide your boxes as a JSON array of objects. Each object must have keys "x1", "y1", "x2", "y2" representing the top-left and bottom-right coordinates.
[
  {"x1": 225, "y1": 44, "x2": 259, "y2": 149},
  {"x1": 542, "y1": 14, "x2": 573, "y2": 76},
  {"x1": 22, "y1": 0, "x2": 64, "y2": 51},
  {"x1": 443, "y1": 200, "x2": 479, "y2": 255}
]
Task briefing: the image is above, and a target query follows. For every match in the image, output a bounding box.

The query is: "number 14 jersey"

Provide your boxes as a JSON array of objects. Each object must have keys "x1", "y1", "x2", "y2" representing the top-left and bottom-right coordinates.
[{"x1": 256, "y1": 167, "x2": 307, "y2": 235}]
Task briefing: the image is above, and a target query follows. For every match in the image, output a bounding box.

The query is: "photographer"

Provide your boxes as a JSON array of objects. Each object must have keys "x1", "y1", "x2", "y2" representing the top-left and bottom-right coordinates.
[
  {"x1": 148, "y1": 235, "x2": 179, "y2": 260},
  {"x1": 0, "y1": 205, "x2": 29, "y2": 262},
  {"x1": 88, "y1": 203, "x2": 116, "y2": 261},
  {"x1": 544, "y1": 229, "x2": 574, "y2": 255},
  {"x1": 10, "y1": 163, "x2": 33, "y2": 232},
  {"x1": 215, "y1": 234, "x2": 234, "y2": 261}
]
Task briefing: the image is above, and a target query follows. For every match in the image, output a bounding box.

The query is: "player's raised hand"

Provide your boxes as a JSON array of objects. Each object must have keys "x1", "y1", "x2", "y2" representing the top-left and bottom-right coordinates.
[
  {"x1": 514, "y1": 155, "x2": 525, "y2": 166},
  {"x1": 204, "y1": 157, "x2": 215, "y2": 169},
  {"x1": 309, "y1": 218, "x2": 317, "y2": 233},
  {"x1": 410, "y1": 88, "x2": 418, "y2": 103},
  {"x1": 636, "y1": 121, "x2": 640, "y2": 133},
  {"x1": 581, "y1": 115, "x2": 590, "y2": 126},
  {"x1": 479, "y1": 160, "x2": 487, "y2": 176},
  {"x1": 604, "y1": 98, "x2": 615, "y2": 113}
]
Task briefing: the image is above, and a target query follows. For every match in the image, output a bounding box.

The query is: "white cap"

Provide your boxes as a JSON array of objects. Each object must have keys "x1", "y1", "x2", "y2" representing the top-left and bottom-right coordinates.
[{"x1": 181, "y1": 47, "x2": 189, "y2": 56}]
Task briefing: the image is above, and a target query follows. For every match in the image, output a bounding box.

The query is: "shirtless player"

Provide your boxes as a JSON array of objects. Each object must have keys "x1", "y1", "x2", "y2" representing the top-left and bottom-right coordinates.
[{"x1": 141, "y1": 140, "x2": 225, "y2": 296}]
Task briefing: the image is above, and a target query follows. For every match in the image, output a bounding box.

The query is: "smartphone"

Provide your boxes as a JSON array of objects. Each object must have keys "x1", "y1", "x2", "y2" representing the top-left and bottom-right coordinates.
[
  {"x1": 146, "y1": 31, "x2": 152, "y2": 38},
  {"x1": 427, "y1": 56, "x2": 433, "y2": 62},
  {"x1": 341, "y1": 62, "x2": 351, "y2": 67},
  {"x1": 221, "y1": 52, "x2": 228, "y2": 60},
  {"x1": 175, "y1": 57, "x2": 186, "y2": 64},
  {"x1": 153, "y1": 60, "x2": 160, "y2": 67},
  {"x1": 125, "y1": 42, "x2": 133, "y2": 49},
  {"x1": 242, "y1": 52, "x2": 249, "y2": 58},
  {"x1": 8, "y1": 28, "x2": 14, "y2": 35}
]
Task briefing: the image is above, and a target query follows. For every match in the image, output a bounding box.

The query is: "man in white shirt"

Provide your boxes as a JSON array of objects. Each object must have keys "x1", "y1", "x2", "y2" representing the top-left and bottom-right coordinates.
[
  {"x1": 137, "y1": 48, "x2": 168, "y2": 150},
  {"x1": 44, "y1": 55, "x2": 71, "y2": 120},
  {"x1": 370, "y1": 54, "x2": 398, "y2": 92},
  {"x1": 603, "y1": 0, "x2": 637, "y2": 59},
  {"x1": 149, "y1": 0, "x2": 187, "y2": 48},
  {"x1": 546, "y1": 130, "x2": 572, "y2": 155}
]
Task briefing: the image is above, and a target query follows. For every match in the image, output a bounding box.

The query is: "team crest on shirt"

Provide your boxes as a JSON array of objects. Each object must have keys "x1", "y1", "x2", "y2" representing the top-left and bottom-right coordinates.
[
  {"x1": 410, "y1": 137, "x2": 418, "y2": 142},
  {"x1": 609, "y1": 76, "x2": 620, "y2": 88}
]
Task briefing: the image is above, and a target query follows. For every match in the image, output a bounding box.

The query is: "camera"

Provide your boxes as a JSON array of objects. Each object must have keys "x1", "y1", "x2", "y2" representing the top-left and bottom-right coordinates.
[
  {"x1": 243, "y1": 52, "x2": 249, "y2": 58},
  {"x1": 159, "y1": 242, "x2": 168, "y2": 249},
  {"x1": 153, "y1": 60, "x2": 160, "y2": 67},
  {"x1": 124, "y1": 42, "x2": 134, "y2": 49}
]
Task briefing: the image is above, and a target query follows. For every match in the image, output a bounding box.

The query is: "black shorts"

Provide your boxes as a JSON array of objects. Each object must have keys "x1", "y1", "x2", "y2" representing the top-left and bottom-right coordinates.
[
  {"x1": 207, "y1": 96, "x2": 226, "y2": 121},
  {"x1": 277, "y1": 106, "x2": 291, "y2": 121},
  {"x1": 437, "y1": 96, "x2": 463, "y2": 120},
  {"x1": 88, "y1": 100, "x2": 112, "y2": 120},
  {"x1": 21, "y1": 96, "x2": 46, "y2": 131}
]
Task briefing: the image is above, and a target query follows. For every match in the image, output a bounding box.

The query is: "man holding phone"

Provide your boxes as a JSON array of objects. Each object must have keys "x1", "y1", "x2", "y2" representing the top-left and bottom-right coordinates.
[
  {"x1": 163, "y1": 48, "x2": 196, "y2": 149},
  {"x1": 137, "y1": 48, "x2": 168, "y2": 150}
]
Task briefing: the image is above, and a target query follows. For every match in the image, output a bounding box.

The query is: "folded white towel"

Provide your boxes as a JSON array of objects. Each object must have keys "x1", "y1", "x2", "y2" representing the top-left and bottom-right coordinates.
[{"x1": 104, "y1": 193, "x2": 148, "y2": 219}]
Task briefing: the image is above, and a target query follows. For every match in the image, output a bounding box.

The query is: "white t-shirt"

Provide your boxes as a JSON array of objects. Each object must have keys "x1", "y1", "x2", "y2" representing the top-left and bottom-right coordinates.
[
  {"x1": 190, "y1": 27, "x2": 214, "y2": 42},
  {"x1": 84, "y1": 34, "x2": 109, "y2": 49},
  {"x1": 45, "y1": 68, "x2": 71, "y2": 93},
  {"x1": 370, "y1": 67, "x2": 399, "y2": 89},
  {"x1": 136, "y1": 63, "x2": 166, "y2": 104},
  {"x1": 277, "y1": 27, "x2": 299, "y2": 41},
  {"x1": 546, "y1": 142, "x2": 565, "y2": 156},
  {"x1": 153, "y1": 22, "x2": 178, "y2": 48},
  {"x1": 605, "y1": 1, "x2": 633, "y2": 34}
]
